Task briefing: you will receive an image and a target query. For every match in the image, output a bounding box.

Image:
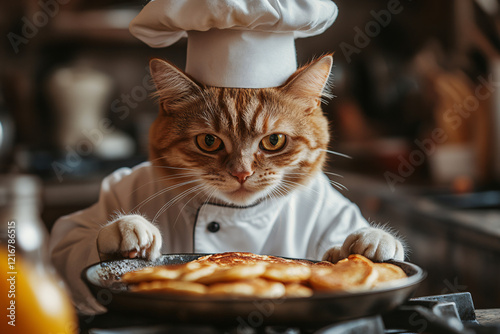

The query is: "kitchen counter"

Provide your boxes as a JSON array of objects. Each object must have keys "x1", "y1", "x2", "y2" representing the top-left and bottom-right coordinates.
[
  {"x1": 476, "y1": 309, "x2": 500, "y2": 325},
  {"x1": 336, "y1": 171, "x2": 500, "y2": 240}
]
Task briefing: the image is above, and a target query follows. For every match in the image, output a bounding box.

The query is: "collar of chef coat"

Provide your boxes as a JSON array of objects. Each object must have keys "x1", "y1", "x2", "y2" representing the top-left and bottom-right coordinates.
[{"x1": 191, "y1": 198, "x2": 288, "y2": 254}]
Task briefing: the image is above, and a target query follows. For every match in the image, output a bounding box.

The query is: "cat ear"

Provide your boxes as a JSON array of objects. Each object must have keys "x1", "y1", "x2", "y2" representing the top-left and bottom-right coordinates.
[
  {"x1": 281, "y1": 54, "x2": 333, "y2": 105},
  {"x1": 149, "y1": 58, "x2": 200, "y2": 107}
]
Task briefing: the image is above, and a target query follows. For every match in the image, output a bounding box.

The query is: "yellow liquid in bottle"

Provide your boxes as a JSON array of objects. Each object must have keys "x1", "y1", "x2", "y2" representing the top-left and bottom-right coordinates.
[{"x1": 1, "y1": 249, "x2": 77, "y2": 334}]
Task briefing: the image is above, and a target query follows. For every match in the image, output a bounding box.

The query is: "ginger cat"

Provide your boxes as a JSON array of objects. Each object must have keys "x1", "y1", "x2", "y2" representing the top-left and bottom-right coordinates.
[{"x1": 95, "y1": 55, "x2": 405, "y2": 263}]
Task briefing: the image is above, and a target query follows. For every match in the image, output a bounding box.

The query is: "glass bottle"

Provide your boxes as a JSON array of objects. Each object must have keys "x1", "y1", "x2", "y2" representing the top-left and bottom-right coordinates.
[{"x1": 0, "y1": 175, "x2": 77, "y2": 334}]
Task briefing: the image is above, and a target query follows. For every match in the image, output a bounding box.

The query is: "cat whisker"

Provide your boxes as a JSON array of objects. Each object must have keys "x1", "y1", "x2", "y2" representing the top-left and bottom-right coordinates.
[
  {"x1": 209, "y1": 186, "x2": 222, "y2": 204},
  {"x1": 153, "y1": 183, "x2": 205, "y2": 222},
  {"x1": 284, "y1": 172, "x2": 348, "y2": 191},
  {"x1": 264, "y1": 185, "x2": 281, "y2": 204},
  {"x1": 155, "y1": 172, "x2": 200, "y2": 177},
  {"x1": 322, "y1": 171, "x2": 345, "y2": 178},
  {"x1": 282, "y1": 171, "x2": 309, "y2": 177},
  {"x1": 272, "y1": 184, "x2": 288, "y2": 199},
  {"x1": 148, "y1": 156, "x2": 181, "y2": 164},
  {"x1": 269, "y1": 183, "x2": 298, "y2": 204},
  {"x1": 280, "y1": 179, "x2": 320, "y2": 197},
  {"x1": 148, "y1": 158, "x2": 200, "y2": 172},
  {"x1": 131, "y1": 173, "x2": 200, "y2": 193},
  {"x1": 285, "y1": 170, "x2": 342, "y2": 178},
  {"x1": 319, "y1": 149, "x2": 352, "y2": 159},
  {"x1": 151, "y1": 165, "x2": 199, "y2": 172},
  {"x1": 153, "y1": 174, "x2": 201, "y2": 185},
  {"x1": 172, "y1": 184, "x2": 214, "y2": 227},
  {"x1": 130, "y1": 179, "x2": 200, "y2": 213},
  {"x1": 203, "y1": 185, "x2": 220, "y2": 206},
  {"x1": 265, "y1": 190, "x2": 277, "y2": 204},
  {"x1": 148, "y1": 156, "x2": 164, "y2": 163},
  {"x1": 283, "y1": 171, "x2": 308, "y2": 176},
  {"x1": 158, "y1": 182, "x2": 205, "y2": 212},
  {"x1": 328, "y1": 179, "x2": 349, "y2": 191},
  {"x1": 279, "y1": 181, "x2": 331, "y2": 207},
  {"x1": 282, "y1": 175, "x2": 306, "y2": 180}
]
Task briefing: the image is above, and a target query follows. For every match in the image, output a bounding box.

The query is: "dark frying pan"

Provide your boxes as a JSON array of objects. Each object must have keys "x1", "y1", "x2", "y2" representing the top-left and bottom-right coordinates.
[{"x1": 82, "y1": 253, "x2": 426, "y2": 326}]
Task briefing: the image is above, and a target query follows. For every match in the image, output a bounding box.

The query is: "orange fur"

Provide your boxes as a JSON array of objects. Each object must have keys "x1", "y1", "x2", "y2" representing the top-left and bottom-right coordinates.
[{"x1": 148, "y1": 55, "x2": 333, "y2": 206}]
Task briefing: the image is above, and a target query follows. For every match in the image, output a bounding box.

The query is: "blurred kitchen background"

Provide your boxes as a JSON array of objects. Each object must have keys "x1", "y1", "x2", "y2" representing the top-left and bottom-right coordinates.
[{"x1": 0, "y1": 0, "x2": 499, "y2": 307}]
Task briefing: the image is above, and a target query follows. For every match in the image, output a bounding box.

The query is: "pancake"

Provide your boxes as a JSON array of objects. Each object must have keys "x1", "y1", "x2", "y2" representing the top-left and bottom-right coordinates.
[
  {"x1": 372, "y1": 262, "x2": 407, "y2": 287},
  {"x1": 207, "y1": 281, "x2": 255, "y2": 297},
  {"x1": 262, "y1": 263, "x2": 311, "y2": 282},
  {"x1": 309, "y1": 254, "x2": 378, "y2": 292},
  {"x1": 251, "y1": 278, "x2": 286, "y2": 298},
  {"x1": 208, "y1": 278, "x2": 286, "y2": 298},
  {"x1": 312, "y1": 261, "x2": 335, "y2": 268},
  {"x1": 193, "y1": 252, "x2": 305, "y2": 267},
  {"x1": 121, "y1": 264, "x2": 185, "y2": 283},
  {"x1": 180, "y1": 263, "x2": 218, "y2": 282},
  {"x1": 131, "y1": 280, "x2": 207, "y2": 295},
  {"x1": 121, "y1": 262, "x2": 218, "y2": 283},
  {"x1": 122, "y1": 252, "x2": 408, "y2": 298},
  {"x1": 284, "y1": 283, "x2": 314, "y2": 298},
  {"x1": 196, "y1": 263, "x2": 267, "y2": 285}
]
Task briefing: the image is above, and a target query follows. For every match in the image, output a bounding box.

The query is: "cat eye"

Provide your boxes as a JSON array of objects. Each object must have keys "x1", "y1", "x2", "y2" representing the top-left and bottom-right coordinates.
[
  {"x1": 260, "y1": 134, "x2": 286, "y2": 152},
  {"x1": 196, "y1": 134, "x2": 224, "y2": 153}
]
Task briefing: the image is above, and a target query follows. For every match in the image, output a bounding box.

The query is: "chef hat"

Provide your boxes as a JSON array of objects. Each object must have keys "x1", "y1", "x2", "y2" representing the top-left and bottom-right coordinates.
[{"x1": 129, "y1": 0, "x2": 338, "y2": 88}]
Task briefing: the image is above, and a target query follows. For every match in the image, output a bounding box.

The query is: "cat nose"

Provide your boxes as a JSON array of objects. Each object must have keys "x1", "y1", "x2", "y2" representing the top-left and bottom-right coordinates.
[{"x1": 230, "y1": 170, "x2": 254, "y2": 184}]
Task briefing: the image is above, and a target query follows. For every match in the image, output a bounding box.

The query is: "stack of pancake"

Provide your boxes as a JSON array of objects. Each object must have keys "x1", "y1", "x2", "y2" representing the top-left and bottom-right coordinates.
[{"x1": 121, "y1": 252, "x2": 407, "y2": 298}]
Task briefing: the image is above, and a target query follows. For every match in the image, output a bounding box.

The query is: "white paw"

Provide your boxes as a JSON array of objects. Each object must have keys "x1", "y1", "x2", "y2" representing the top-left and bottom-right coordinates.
[
  {"x1": 323, "y1": 227, "x2": 404, "y2": 262},
  {"x1": 97, "y1": 214, "x2": 162, "y2": 260}
]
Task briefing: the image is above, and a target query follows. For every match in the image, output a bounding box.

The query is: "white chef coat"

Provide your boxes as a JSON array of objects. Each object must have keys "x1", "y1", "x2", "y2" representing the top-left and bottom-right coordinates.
[{"x1": 49, "y1": 161, "x2": 369, "y2": 314}]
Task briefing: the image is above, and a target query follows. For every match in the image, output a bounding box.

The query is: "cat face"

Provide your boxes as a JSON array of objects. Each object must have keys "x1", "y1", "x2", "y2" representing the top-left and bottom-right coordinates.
[{"x1": 149, "y1": 56, "x2": 332, "y2": 206}]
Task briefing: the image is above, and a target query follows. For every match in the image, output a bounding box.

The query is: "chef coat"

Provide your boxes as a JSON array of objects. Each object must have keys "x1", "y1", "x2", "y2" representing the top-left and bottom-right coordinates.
[{"x1": 49, "y1": 161, "x2": 369, "y2": 314}]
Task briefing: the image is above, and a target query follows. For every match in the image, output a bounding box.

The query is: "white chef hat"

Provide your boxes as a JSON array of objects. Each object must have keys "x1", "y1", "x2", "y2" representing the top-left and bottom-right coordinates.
[{"x1": 129, "y1": 0, "x2": 338, "y2": 88}]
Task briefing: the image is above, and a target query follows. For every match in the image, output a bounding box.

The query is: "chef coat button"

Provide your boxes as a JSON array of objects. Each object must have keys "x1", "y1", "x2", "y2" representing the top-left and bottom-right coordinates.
[{"x1": 207, "y1": 222, "x2": 220, "y2": 233}]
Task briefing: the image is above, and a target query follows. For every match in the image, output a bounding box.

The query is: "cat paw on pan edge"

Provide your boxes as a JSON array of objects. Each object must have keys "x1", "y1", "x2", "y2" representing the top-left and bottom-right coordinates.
[
  {"x1": 97, "y1": 214, "x2": 162, "y2": 261},
  {"x1": 323, "y1": 227, "x2": 405, "y2": 263}
]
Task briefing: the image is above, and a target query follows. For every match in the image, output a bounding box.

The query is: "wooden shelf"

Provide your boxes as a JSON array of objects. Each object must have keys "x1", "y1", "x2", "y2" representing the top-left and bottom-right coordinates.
[{"x1": 46, "y1": 9, "x2": 142, "y2": 43}]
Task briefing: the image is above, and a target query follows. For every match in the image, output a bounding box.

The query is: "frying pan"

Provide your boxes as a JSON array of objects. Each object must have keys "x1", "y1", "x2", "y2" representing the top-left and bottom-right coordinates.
[{"x1": 82, "y1": 253, "x2": 425, "y2": 326}]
